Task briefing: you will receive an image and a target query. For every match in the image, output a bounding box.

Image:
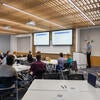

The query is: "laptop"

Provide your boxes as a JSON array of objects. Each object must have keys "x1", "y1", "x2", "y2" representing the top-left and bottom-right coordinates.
[{"x1": 88, "y1": 73, "x2": 100, "y2": 88}]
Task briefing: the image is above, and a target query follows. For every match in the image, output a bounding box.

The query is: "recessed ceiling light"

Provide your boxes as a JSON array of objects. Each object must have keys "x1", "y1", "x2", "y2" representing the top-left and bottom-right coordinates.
[
  {"x1": 0, "y1": 18, "x2": 45, "y2": 31},
  {"x1": 3, "y1": 26, "x2": 11, "y2": 30},
  {"x1": 26, "y1": 21, "x2": 36, "y2": 26}
]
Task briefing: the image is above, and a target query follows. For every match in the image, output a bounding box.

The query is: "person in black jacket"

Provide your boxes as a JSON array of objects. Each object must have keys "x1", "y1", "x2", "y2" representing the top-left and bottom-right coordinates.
[
  {"x1": 0, "y1": 51, "x2": 3, "y2": 60},
  {"x1": 27, "y1": 51, "x2": 33, "y2": 63}
]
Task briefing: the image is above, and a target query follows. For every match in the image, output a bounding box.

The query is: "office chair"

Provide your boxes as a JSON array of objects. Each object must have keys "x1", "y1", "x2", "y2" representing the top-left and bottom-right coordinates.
[
  {"x1": 62, "y1": 69, "x2": 70, "y2": 80},
  {"x1": 64, "y1": 63, "x2": 71, "y2": 69},
  {"x1": 68, "y1": 74, "x2": 84, "y2": 80},
  {"x1": 71, "y1": 61, "x2": 78, "y2": 72},
  {"x1": 0, "y1": 76, "x2": 18, "y2": 100},
  {"x1": 43, "y1": 72, "x2": 60, "y2": 79}
]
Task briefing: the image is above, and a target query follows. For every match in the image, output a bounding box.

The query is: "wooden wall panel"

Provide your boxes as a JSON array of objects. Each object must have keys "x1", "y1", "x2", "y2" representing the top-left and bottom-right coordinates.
[
  {"x1": 15, "y1": 51, "x2": 100, "y2": 67},
  {"x1": 32, "y1": 33, "x2": 36, "y2": 56},
  {"x1": 40, "y1": 53, "x2": 67, "y2": 60},
  {"x1": 16, "y1": 52, "x2": 28, "y2": 56},
  {"x1": 71, "y1": 29, "x2": 76, "y2": 54},
  {"x1": 91, "y1": 56, "x2": 100, "y2": 67}
]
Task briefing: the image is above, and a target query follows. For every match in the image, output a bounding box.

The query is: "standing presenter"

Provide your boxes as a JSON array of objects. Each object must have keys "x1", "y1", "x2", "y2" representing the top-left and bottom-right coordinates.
[{"x1": 86, "y1": 41, "x2": 92, "y2": 68}]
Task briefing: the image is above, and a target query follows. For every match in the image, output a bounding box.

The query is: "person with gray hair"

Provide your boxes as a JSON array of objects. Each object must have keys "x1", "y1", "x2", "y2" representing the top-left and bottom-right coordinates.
[{"x1": 86, "y1": 41, "x2": 92, "y2": 68}]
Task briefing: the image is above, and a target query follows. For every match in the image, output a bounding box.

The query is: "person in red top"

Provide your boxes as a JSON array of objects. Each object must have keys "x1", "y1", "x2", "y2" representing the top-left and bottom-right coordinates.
[{"x1": 29, "y1": 54, "x2": 46, "y2": 79}]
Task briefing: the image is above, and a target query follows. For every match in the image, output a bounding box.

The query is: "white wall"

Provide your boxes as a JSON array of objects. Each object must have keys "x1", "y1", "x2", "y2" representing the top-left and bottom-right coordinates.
[
  {"x1": 76, "y1": 28, "x2": 81, "y2": 52},
  {"x1": 0, "y1": 34, "x2": 10, "y2": 53},
  {"x1": 0, "y1": 34, "x2": 32, "y2": 53},
  {"x1": 10, "y1": 34, "x2": 32, "y2": 53},
  {"x1": 10, "y1": 35, "x2": 17, "y2": 52},
  {"x1": 36, "y1": 40, "x2": 71, "y2": 54},
  {"x1": 80, "y1": 26, "x2": 100, "y2": 56}
]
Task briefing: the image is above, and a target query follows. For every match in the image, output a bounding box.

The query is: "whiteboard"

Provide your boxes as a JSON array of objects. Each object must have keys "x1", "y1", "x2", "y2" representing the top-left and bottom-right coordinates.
[
  {"x1": 73, "y1": 52, "x2": 86, "y2": 69},
  {"x1": 36, "y1": 40, "x2": 71, "y2": 54},
  {"x1": 36, "y1": 46, "x2": 71, "y2": 54}
]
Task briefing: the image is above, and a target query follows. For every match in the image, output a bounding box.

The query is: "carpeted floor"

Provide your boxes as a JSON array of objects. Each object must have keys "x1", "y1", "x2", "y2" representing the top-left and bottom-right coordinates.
[
  {"x1": 7, "y1": 88, "x2": 27, "y2": 100},
  {"x1": 78, "y1": 67, "x2": 100, "y2": 80}
]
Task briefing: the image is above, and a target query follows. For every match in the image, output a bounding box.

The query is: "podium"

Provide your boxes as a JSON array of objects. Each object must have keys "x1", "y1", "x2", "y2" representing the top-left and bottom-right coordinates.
[{"x1": 73, "y1": 52, "x2": 87, "y2": 69}]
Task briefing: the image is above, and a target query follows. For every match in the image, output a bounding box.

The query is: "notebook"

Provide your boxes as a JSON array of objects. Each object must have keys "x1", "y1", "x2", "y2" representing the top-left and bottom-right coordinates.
[{"x1": 88, "y1": 73, "x2": 100, "y2": 88}]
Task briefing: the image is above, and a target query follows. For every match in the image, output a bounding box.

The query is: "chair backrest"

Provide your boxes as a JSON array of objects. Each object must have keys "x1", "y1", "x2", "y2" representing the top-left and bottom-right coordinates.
[
  {"x1": 71, "y1": 61, "x2": 78, "y2": 71},
  {"x1": 43, "y1": 73, "x2": 60, "y2": 79},
  {"x1": 68, "y1": 74, "x2": 84, "y2": 80},
  {"x1": 0, "y1": 76, "x2": 17, "y2": 88},
  {"x1": 0, "y1": 76, "x2": 17, "y2": 100},
  {"x1": 64, "y1": 63, "x2": 69, "y2": 69},
  {"x1": 56, "y1": 65, "x2": 63, "y2": 72}
]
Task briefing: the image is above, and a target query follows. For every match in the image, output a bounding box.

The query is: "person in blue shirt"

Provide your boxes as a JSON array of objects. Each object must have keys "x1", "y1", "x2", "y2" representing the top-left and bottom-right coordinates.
[{"x1": 56, "y1": 52, "x2": 65, "y2": 72}]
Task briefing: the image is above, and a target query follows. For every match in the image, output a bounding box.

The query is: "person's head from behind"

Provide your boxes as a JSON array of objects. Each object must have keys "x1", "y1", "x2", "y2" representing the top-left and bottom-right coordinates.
[
  {"x1": 6, "y1": 55, "x2": 15, "y2": 66},
  {"x1": 0, "y1": 51, "x2": 2, "y2": 55},
  {"x1": 6, "y1": 50, "x2": 10, "y2": 55},
  {"x1": 36, "y1": 54, "x2": 41, "y2": 61},
  {"x1": 29, "y1": 51, "x2": 32, "y2": 54},
  {"x1": 87, "y1": 41, "x2": 90, "y2": 45},
  {"x1": 67, "y1": 54, "x2": 71, "y2": 58},
  {"x1": 13, "y1": 51, "x2": 16, "y2": 55},
  {"x1": 36, "y1": 51, "x2": 41, "y2": 55},
  {"x1": 59, "y1": 52, "x2": 63, "y2": 57}
]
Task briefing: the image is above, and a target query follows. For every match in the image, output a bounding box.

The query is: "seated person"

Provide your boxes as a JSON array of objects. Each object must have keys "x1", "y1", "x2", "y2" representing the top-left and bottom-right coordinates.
[
  {"x1": 0, "y1": 55, "x2": 17, "y2": 87},
  {"x1": 29, "y1": 54, "x2": 46, "y2": 79},
  {"x1": 67, "y1": 54, "x2": 73, "y2": 63},
  {"x1": 0, "y1": 58, "x2": 2, "y2": 65},
  {"x1": 0, "y1": 51, "x2": 3, "y2": 60},
  {"x1": 56, "y1": 52, "x2": 65, "y2": 72},
  {"x1": 64, "y1": 54, "x2": 73, "y2": 69},
  {"x1": 13, "y1": 51, "x2": 17, "y2": 59},
  {"x1": 27, "y1": 51, "x2": 33, "y2": 63},
  {"x1": 2, "y1": 50, "x2": 10, "y2": 65},
  {"x1": 97, "y1": 72, "x2": 100, "y2": 81},
  {"x1": 36, "y1": 51, "x2": 41, "y2": 55}
]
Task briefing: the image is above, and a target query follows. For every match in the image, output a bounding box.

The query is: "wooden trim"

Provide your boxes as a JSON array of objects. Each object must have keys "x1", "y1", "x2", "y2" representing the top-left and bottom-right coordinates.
[
  {"x1": 15, "y1": 51, "x2": 100, "y2": 67},
  {"x1": 91, "y1": 56, "x2": 100, "y2": 67},
  {"x1": 40, "y1": 53, "x2": 67, "y2": 60},
  {"x1": 71, "y1": 29, "x2": 76, "y2": 54},
  {"x1": 16, "y1": 52, "x2": 28, "y2": 57},
  {"x1": 32, "y1": 33, "x2": 36, "y2": 56}
]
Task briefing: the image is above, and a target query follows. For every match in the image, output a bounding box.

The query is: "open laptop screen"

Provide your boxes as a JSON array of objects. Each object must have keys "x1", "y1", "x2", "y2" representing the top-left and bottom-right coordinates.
[{"x1": 88, "y1": 73, "x2": 96, "y2": 87}]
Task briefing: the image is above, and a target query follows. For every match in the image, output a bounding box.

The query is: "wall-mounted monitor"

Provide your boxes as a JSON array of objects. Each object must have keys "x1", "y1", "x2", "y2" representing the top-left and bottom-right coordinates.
[
  {"x1": 52, "y1": 29, "x2": 72, "y2": 45},
  {"x1": 34, "y1": 32, "x2": 49, "y2": 46}
]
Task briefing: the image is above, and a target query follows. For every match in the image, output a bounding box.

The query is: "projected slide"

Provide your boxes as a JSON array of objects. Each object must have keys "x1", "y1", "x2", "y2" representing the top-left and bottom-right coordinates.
[
  {"x1": 52, "y1": 30, "x2": 72, "y2": 45},
  {"x1": 34, "y1": 32, "x2": 49, "y2": 45}
]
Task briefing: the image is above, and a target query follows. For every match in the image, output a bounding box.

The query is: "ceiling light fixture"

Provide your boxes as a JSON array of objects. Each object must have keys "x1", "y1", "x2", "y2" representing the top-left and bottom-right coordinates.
[
  {"x1": 0, "y1": 18, "x2": 45, "y2": 31},
  {"x1": 2, "y1": 3, "x2": 65, "y2": 28},
  {"x1": 3, "y1": 26, "x2": 11, "y2": 30},
  {"x1": 26, "y1": 21, "x2": 36, "y2": 26},
  {"x1": 68, "y1": 0, "x2": 95, "y2": 25}
]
